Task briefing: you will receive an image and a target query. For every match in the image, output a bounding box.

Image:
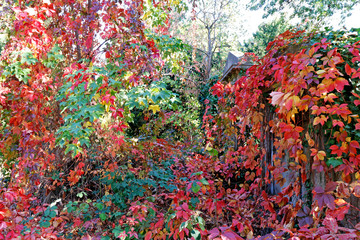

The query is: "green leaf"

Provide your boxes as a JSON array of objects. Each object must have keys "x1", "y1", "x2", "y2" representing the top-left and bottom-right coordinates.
[
  {"x1": 96, "y1": 203, "x2": 104, "y2": 211},
  {"x1": 179, "y1": 221, "x2": 189, "y2": 232},
  {"x1": 77, "y1": 192, "x2": 87, "y2": 198},
  {"x1": 190, "y1": 229, "x2": 201, "y2": 240},
  {"x1": 40, "y1": 220, "x2": 51, "y2": 228},
  {"x1": 147, "y1": 196, "x2": 156, "y2": 202},
  {"x1": 80, "y1": 203, "x2": 89, "y2": 213},
  {"x1": 66, "y1": 201, "x2": 78, "y2": 213},
  {"x1": 49, "y1": 211, "x2": 56, "y2": 218},
  {"x1": 192, "y1": 182, "x2": 201, "y2": 193},
  {"x1": 44, "y1": 209, "x2": 51, "y2": 216},
  {"x1": 207, "y1": 148, "x2": 218, "y2": 157},
  {"x1": 327, "y1": 158, "x2": 343, "y2": 167},
  {"x1": 112, "y1": 226, "x2": 123, "y2": 237},
  {"x1": 199, "y1": 178, "x2": 209, "y2": 185},
  {"x1": 191, "y1": 171, "x2": 203, "y2": 176},
  {"x1": 196, "y1": 216, "x2": 205, "y2": 231},
  {"x1": 99, "y1": 213, "x2": 107, "y2": 221},
  {"x1": 21, "y1": 52, "x2": 38, "y2": 65}
]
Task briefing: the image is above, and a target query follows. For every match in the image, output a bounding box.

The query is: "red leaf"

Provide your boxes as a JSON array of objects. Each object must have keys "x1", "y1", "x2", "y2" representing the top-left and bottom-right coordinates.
[
  {"x1": 85, "y1": 33, "x2": 93, "y2": 50},
  {"x1": 209, "y1": 228, "x2": 220, "y2": 239},
  {"x1": 272, "y1": 65, "x2": 282, "y2": 70},
  {"x1": 0, "y1": 208, "x2": 11, "y2": 218},
  {"x1": 336, "y1": 233, "x2": 358, "y2": 240},
  {"x1": 350, "y1": 140, "x2": 360, "y2": 149},
  {"x1": 352, "y1": 92, "x2": 360, "y2": 98},
  {"x1": 334, "y1": 78, "x2": 349, "y2": 92},
  {"x1": 211, "y1": 82, "x2": 224, "y2": 97},
  {"x1": 313, "y1": 185, "x2": 336, "y2": 209},
  {"x1": 345, "y1": 64, "x2": 355, "y2": 76},
  {"x1": 325, "y1": 181, "x2": 338, "y2": 192},
  {"x1": 332, "y1": 120, "x2": 344, "y2": 128},
  {"x1": 355, "y1": 222, "x2": 360, "y2": 230},
  {"x1": 78, "y1": 162, "x2": 85, "y2": 169},
  {"x1": 323, "y1": 217, "x2": 338, "y2": 233},
  {"x1": 145, "y1": 232, "x2": 152, "y2": 240},
  {"x1": 221, "y1": 231, "x2": 243, "y2": 240},
  {"x1": 323, "y1": 194, "x2": 336, "y2": 210},
  {"x1": 314, "y1": 186, "x2": 325, "y2": 194},
  {"x1": 353, "y1": 185, "x2": 360, "y2": 197},
  {"x1": 285, "y1": 98, "x2": 293, "y2": 111},
  {"x1": 329, "y1": 145, "x2": 343, "y2": 156},
  {"x1": 81, "y1": 234, "x2": 92, "y2": 240},
  {"x1": 3, "y1": 192, "x2": 15, "y2": 202}
]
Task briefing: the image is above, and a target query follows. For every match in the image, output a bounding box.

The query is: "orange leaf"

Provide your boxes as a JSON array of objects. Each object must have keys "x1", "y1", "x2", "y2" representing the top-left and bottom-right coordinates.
[
  {"x1": 314, "y1": 115, "x2": 328, "y2": 126},
  {"x1": 67, "y1": 170, "x2": 80, "y2": 186},
  {"x1": 309, "y1": 47, "x2": 315, "y2": 57},
  {"x1": 310, "y1": 148, "x2": 318, "y2": 156},
  {"x1": 323, "y1": 93, "x2": 337, "y2": 103},
  {"x1": 295, "y1": 126, "x2": 304, "y2": 132}
]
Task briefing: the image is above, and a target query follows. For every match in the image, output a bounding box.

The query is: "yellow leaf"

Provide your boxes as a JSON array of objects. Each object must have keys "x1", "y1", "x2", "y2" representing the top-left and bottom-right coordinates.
[
  {"x1": 124, "y1": 72, "x2": 132, "y2": 80},
  {"x1": 105, "y1": 103, "x2": 110, "y2": 112},
  {"x1": 317, "y1": 151, "x2": 326, "y2": 160},
  {"x1": 316, "y1": 69, "x2": 326, "y2": 75},
  {"x1": 93, "y1": 93, "x2": 100, "y2": 101},
  {"x1": 83, "y1": 121, "x2": 92, "y2": 127},
  {"x1": 148, "y1": 105, "x2": 160, "y2": 114},
  {"x1": 292, "y1": 96, "x2": 300, "y2": 106}
]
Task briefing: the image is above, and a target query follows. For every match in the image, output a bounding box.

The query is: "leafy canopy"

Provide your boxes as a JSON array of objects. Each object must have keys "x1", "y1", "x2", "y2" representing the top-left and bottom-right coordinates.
[{"x1": 248, "y1": 0, "x2": 360, "y2": 22}]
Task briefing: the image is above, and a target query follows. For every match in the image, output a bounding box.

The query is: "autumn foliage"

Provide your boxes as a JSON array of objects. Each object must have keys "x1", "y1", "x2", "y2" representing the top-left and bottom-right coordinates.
[
  {"x1": 1, "y1": 0, "x2": 360, "y2": 239},
  {"x1": 208, "y1": 29, "x2": 360, "y2": 238}
]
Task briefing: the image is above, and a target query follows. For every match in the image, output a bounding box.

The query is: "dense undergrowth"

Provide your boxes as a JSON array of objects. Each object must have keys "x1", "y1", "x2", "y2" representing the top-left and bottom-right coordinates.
[{"x1": 0, "y1": 1, "x2": 360, "y2": 239}]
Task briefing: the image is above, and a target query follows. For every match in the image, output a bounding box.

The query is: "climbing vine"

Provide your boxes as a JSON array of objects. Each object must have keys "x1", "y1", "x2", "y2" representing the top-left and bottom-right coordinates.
[{"x1": 209, "y1": 28, "x2": 360, "y2": 238}]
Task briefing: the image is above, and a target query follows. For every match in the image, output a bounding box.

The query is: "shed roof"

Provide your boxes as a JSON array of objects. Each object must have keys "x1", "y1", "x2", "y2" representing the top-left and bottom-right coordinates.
[{"x1": 221, "y1": 52, "x2": 252, "y2": 83}]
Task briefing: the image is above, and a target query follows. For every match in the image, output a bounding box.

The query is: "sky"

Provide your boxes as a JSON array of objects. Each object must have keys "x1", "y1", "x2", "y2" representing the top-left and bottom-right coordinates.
[{"x1": 239, "y1": 5, "x2": 360, "y2": 42}]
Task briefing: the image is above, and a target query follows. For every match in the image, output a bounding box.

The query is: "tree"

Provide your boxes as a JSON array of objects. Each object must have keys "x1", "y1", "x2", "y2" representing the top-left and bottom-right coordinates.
[
  {"x1": 0, "y1": 0, "x2": 182, "y2": 238},
  {"x1": 240, "y1": 16, "x2": 291, "y2": 57},
  {"x1": 171, "y1": 0, "x2": 244, "y2": 81},
  {"x1": 248, "y1": 0, "x2": 360, "y2": 22}
]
